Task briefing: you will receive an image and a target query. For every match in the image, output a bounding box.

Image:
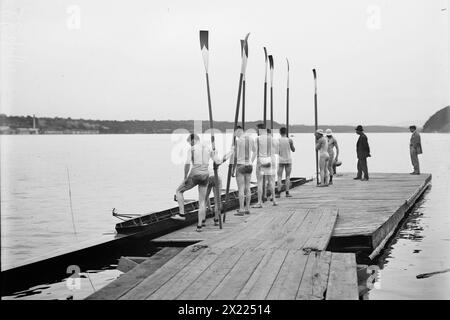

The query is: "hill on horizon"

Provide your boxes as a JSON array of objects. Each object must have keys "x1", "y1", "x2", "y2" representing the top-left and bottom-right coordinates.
[{"x1": 422, "y1": 106, "x2": 450, "y2": 133}]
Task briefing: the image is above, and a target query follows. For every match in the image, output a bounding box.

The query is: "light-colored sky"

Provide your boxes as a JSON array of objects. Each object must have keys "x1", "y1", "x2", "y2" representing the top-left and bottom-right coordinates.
[{"x1": 1, "y1": 0, "x2": 449, "y2": 126}]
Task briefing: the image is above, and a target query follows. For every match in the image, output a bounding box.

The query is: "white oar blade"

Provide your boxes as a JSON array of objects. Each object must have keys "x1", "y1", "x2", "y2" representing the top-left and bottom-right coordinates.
[
  {"x1": 312, "y1": 68, "x2": 317, "y2": 91},
  {"x1": 268, "y1": 55, "x2": 274, "y2": 85},
  {"x1": 199, "y1": 30, "x2": 209, "y2": 72},
  {"x1": 240, "y1": 33, "x2": 250, "y2": 75},
  {"x1": 264, "y1": 47, "x2": 268, "y2": 81},
  {"x1": 286, "y1": 58, "x2": 290, "y2": 87}
]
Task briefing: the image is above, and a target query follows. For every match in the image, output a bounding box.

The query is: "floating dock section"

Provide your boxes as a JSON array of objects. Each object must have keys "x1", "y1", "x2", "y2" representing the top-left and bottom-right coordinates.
[{"x1": 86, "y1": 172, "x2": 431, "y2": 300}]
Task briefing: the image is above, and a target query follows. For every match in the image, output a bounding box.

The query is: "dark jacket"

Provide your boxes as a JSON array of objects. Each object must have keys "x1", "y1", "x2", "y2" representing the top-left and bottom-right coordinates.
[
  {"x1": 356, "y1": 133, "x2": 371, "y2": 159},
  {"x1": 410, "y1": 131, "x2": 423, "y2": 154}
]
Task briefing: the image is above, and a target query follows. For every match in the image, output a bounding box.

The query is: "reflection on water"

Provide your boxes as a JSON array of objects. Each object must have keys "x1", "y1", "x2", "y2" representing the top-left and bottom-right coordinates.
[
  {"x1": 2, "y1": 242, "x2": 164, "y2": 300},
  {"x1": 2, "y1": 268, "x2": 122, "y2": 300},
  {"x1": 367, "y1": 134, "x2": 450, "y2": 299}
]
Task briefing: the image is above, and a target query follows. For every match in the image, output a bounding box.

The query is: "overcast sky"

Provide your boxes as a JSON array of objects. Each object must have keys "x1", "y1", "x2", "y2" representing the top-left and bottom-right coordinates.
[{"x1": 1, "y1": 0, "x2": 449, "y2": 126}]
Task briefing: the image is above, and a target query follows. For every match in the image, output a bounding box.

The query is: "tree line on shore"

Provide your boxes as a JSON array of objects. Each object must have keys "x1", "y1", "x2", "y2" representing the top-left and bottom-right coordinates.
[{"x1": 0, "y1": 114, "x2": 414, "y2": 134}]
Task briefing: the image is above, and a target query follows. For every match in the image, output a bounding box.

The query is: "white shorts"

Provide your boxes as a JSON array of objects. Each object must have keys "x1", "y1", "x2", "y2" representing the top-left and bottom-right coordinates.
[{"x1": 257, "y1": 162, "x2": 275, "y2": 176}]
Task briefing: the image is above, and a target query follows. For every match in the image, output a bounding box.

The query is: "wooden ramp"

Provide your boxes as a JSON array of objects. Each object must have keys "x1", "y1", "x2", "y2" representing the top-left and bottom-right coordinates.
[{"x1": 88, "y1": 208, "x2": 359, "y2": 300}]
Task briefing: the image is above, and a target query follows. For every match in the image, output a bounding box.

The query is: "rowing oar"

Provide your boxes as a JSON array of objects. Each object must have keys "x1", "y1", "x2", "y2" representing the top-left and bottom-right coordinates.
[
  {"x1": 269, "y1": 55, "x2": 274, "y2": 132},
  {"x1": 263, "y1": 47, "x2": 268, "y2": 127},
  {"x1": 262, "y1": 47, "x2": 268, "y2": 201},
  {"x1": 313, "y1": 68, "x2": 319, "y2": 185},
  {"x1": 286, "y1": 58, "x2": 290, "y2": 136},
  {"x1": 199, "y1": 30, "x2": 222, "y2": 229},
  {"x1": 223, "y1": 33, "x2": 250, "y2": 223},
  {"x1": 241, "y1": 39, "x2": 246, "y2": 129}
]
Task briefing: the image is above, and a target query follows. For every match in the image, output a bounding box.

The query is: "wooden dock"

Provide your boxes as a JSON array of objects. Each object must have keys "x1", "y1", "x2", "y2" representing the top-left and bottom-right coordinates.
[
  {"x1": 153, "y1": 172, "x2": 431, "y2": 257},
  {"x1": 87, "y1": 172, "x2": 431, "y2": 300}
]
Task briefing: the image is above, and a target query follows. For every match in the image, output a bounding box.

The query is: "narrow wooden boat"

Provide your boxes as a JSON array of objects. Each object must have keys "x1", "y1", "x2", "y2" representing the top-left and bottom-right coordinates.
[{"x1": 115, "y1": 177, "x2": 309, "y2": 235}]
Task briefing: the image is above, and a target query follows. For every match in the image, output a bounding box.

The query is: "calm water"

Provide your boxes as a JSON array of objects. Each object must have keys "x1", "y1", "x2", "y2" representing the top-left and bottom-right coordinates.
[{"x1": 1, "y1": 133, "x2": 449, "y2": 299}]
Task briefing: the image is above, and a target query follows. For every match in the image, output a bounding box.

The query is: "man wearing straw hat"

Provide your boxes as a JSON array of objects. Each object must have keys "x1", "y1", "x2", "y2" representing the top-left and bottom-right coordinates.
[
  {"x1": 325, "y1": 129, "x2": 339, "y2": 185},
  {"x1": 315, "y1": 129, "x2": 329, "y2": 187}
]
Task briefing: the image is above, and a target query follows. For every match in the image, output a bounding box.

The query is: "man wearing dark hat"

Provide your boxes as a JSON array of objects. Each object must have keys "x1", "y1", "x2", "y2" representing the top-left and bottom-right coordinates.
[
  {"x1": 409, "y1": 125, "x2": 422, "y2": 175},
  {"x1": 354, "y1": 125, "x2": 370, "y2": 181}
]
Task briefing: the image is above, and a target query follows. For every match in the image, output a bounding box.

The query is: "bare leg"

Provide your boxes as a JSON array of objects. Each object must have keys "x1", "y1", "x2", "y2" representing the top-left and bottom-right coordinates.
[
  {"x1": 254, "y1": 169, "x2": 263, "y2": 207},
  {"x1": 319, "y1": 155, "x2": 326, "y2": 185},
  {"x1": 327, "y1": 154, "x2": 334, "y2": 184},
  {"x1": 285, "y1": 164, "x2": 292, "y2": 193},
  {"x1": 277, "y1": 165, "x2": 283, "y2": 194},
  {"x1": 245, "y1": 173, "x2": 251, "y2": 212},
  {"x1": 198, "y1": 185, "x2": 207, "y2": 227},
  {"x1": 324, "y1": 159, "x2": 329, "y2": 185},
  {"x1": 236, "y1": 172, "x2": 245, "y2": 212},
  {"x1": 176, "y1": 184, "x2": 185, "y2": 215},
  {"x1": 205, "y1": 182, "x2": 212, "y2": 211},
  {"x1": 269, "y1": 175, "x2": 277, "y2": 205}
]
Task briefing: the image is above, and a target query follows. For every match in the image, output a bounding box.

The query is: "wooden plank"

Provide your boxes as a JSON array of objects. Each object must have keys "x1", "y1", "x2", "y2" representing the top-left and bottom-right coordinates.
[
  {"x1": 286, "y1": 209, "x2": 323, "y2": 250},
  {"x1": 177, "y1": 248, "x2": 246, "y2": 300},
  {"x1": 262, "y1": 209, "x2": 309, "y2": 250},
  {"x1": 326, "y1": 252, "x2": 358, "y2": 300},
  {"x1": 236, "y1": 249, "x2": 288, "y2": 300},
  {"x1": 120, "y1": 245, "x2": 208, "y2": 300},
  {"x1": 147, "y1": 247, "x2": 223, "y2": 300},
  {"x1": 207, "y1": 249, "x2": 266, "y2": 300},
  {"x1": 296, "y1": 251, "x2": 332, "y2": 300},
  {"x1": 117, "y1": 256, "x2": 138, "y2": 273},
  {"x1": 252, "y1": 211, "x2": 296, "y2": 250},
  {"x1": 302, "y1": 208, "x2": 339, "y2": 252},
  {"x1": 86, "y1": 247, "x2": 183, "y2": 300},
  {"x1": 266, "y1": 250, "x2": 309, "y2": 300}
]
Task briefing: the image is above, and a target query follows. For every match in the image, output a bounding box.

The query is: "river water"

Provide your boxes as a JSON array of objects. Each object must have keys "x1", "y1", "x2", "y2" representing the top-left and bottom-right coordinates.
[{"x1": 1, "y1": 133, "x2": 449, "y2": 299}]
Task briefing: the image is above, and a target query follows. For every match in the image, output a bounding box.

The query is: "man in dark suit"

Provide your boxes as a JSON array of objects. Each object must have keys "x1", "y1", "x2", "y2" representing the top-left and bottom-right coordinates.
[
  {"x1": 354, "y1": 125, "x2": 370, "y2": 181},
  {"x1": 409, "y1": 125, "x2": 422, "y2": 174}
]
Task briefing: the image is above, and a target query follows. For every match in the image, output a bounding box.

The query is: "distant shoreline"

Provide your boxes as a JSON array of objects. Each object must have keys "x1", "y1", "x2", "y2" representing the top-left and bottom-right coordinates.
[{"x1": 0, "y1": 114, "x2": 413, "y2": 135}]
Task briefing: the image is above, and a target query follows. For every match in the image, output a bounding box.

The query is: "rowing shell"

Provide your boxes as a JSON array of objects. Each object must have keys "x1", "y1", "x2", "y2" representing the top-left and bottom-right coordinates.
[{"x1": 114, "y1": 177, "x2": 309, "y2": 235}]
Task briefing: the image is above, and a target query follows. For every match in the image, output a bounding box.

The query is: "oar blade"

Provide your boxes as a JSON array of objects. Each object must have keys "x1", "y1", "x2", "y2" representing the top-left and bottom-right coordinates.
[
  {"x1": 240, "y1": 33, "x2": 250, "y2": 75},
  {"x1": 199, "y1": 30, "x2": 209, "y2": 72},
  {"x1": 199, "y1": 30, "x2": 209, "y2": 50}
]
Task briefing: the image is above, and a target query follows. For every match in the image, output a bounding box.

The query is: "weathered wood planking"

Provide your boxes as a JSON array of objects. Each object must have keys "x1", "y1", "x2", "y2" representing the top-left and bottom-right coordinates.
[
  {"x1": 86, "y1": 247, "x2": 183, "y2": 300},
  {"x1": 326, "y1": 252, "x2": 359, "y2": 300},
  {"x1": 113, "y1": 208, "x2": 347, "y2": 300},
  {"x1": 90, "y1": 172, "x2": 429, "y2": 300},
  {"x1": 153, "y1": 173, "x2": 430, "y2": 255},
  {"x1": 128, "y1": 249, "x2": 357, "y2": 300},
  {"x1": 119, "y1": 245, "x2": 209, "y2": 300}
]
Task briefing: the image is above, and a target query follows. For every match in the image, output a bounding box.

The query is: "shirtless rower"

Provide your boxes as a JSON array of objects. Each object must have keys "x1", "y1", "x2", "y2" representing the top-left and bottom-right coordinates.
[
  {"x1": 172, "y1": 133, "x2": 222, "y2": 232},
  {"x1": 325, "y1": 129, "x2": 339, "y2": 185},
  {"x1": 276, "y1": 127, "x2": 295, "y2": 197},
  {"x1": 233, "y1": 126, "x2": 256, "y2": 215},
  {"x1": 253, "y1": 124, "x2": 278, "y2": 207},
  {"x1": 315, "y1": 129, "x2": 329, "y2": 187},
  {"x1": 205, "y1": 149, "x2": 233, "y2": 225}
]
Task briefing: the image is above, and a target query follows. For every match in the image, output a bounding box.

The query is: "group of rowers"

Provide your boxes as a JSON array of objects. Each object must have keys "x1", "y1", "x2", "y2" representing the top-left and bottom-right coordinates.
[{"x1": 171, "y1": 123, "x2": 340, "y2": 232}]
